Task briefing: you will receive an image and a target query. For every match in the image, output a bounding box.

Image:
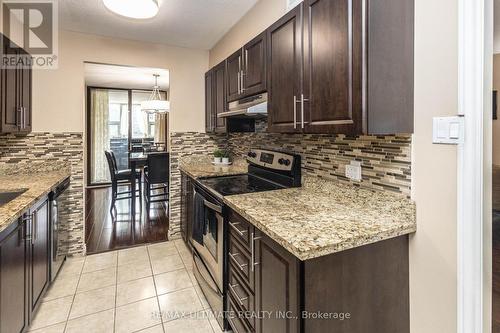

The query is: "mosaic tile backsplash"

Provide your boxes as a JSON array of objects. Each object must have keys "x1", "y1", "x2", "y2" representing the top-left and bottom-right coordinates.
[
  {"x1": 169, "y1": 131, "x2": 411, "y2": 239},
  {"x1": 0, "y1": 132, "x2": 85, "y2": 255}
]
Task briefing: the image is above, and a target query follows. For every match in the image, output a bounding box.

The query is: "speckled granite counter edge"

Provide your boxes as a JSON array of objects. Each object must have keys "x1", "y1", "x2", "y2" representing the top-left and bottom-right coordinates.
[{"x1": 0, "y1": 170, "x2": 71, "y2": 234}]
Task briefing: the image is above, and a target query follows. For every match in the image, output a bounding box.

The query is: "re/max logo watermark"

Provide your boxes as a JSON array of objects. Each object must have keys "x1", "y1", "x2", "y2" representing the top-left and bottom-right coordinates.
[{"x1": 2, "y1": 0, "x2": 58, "y2": 69}]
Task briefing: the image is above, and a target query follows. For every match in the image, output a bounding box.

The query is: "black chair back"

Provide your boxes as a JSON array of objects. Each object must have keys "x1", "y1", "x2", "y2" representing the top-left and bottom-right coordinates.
[
  {"x1": 110, "y1": 151, "x2": 118, "y2": 171},
  {"x1": 105, "y1": 151, "x2": 117, "y2": 182},
  {"x1": 146, "y1": 152, "x2": 169, "y2": 184}
]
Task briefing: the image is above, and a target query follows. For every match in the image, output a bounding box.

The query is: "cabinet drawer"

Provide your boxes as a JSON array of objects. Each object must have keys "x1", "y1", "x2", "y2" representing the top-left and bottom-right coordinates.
[
  {"x1": 228, "y1": 236, "x2": 254, "y2": 290},
  {"x1": 228, "y1": 212, "x2": 253, "y2": 250},
  {"x1": 228, "y1": 264, "x2": 255, "y2": 328},
  {"x1": 227, "y1": 295, "x2": 254, "y2": 333}
]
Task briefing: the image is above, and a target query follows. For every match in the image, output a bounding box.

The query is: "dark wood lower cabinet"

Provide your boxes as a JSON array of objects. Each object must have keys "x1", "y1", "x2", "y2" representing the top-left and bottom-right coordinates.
[
  {"x1": 0, "y1": 219, "x2": 28, "y2": 333},
  {"x1": 226, "y1": 209, "x2": 410, "y2": 333},
  {"x1": 0, "y1": 197, "x2": 51, "y2": 333},
  {"x1": 30, "y1": 199, "x2": 49, "y2": 313}
]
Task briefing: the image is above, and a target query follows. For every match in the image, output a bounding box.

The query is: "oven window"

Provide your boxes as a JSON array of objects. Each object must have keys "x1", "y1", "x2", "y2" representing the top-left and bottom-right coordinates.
[{"x1": 203, "y1": 208, "x2": 218, "y2": 260}]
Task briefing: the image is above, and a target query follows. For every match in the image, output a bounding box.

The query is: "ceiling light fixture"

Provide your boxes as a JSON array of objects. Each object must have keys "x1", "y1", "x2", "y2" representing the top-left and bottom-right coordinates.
[
  {"x1": 103, "y1": 0, "x2": 159, "y2": 19},
  {"x1": 141, "y1": 74, "x2": 170, "y2": 113}
]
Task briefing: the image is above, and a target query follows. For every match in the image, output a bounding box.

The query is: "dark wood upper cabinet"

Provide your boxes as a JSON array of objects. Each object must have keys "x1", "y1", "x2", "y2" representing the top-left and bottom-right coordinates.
[
  {"x1": 226, "y1": 49, "x2": 243, "y2": 102},
  {"x1": 267, "y1": 5, "x2": 303, "y2": 133},
  {"x1": 213, "y1": 61, "x2": 226, "y2": 132},
  {"x1": 1, "y1": 34, "x2": 33, "y2": 134},
  {"x1": 266, "y1": 0, "x2": 413, "y2": 135},
  {"x1": 205, "y1": 70, "x2": 215, "y2": 132},
  {"x1": 303, "y1": 0, "x2": 363, "y2": 134},
  {"x1": 242, "y1": 32, "x2": 267, "y2": 97},
  {"x1": 30, "y1": 199, "x2": 49, "y2": 313},
  {"x1": 0, "y1": 220, "x2": 28, "y2": 333}
]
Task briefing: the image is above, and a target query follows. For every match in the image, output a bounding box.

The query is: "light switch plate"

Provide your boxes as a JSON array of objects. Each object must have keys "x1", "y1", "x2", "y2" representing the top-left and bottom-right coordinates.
[
  {"x1": 432, "y1": 116, "x2": 465, "y2": 144},
  {"x1": 346, "y1": 161, "x2": 362, "y2": 182}
]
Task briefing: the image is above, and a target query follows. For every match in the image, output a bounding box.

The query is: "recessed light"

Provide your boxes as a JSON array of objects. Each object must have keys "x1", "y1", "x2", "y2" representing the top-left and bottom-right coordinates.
[{"x1": 103, "y1": 0, "x2": 159, "y2": 19}]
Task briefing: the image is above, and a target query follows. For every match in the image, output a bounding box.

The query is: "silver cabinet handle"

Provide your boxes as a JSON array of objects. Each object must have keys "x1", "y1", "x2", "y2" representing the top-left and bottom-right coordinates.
[
  {"x1": 229, "y1": 252, "x2": 248, "y2": 271},
  {"x1": 22, "y1": 107, "x2": 26, "y2": 129},
  {"x1": 240, "y1": 70, "x2": 245, "y2": 93},
  {"x1": 294, "y1": 95, "x2": 299, "y2": 129},
  {"x1": 237, "y1": 71, "x2": 241, "y2": 94},
  {"x1": 229, "y1": 283, "x2": 248, "y2": 306},
  {"x1": 16, "y1": 107, "x2": 22, "y2": 129},
  {"x1": 301, "y1": 94, "x2": 309, "y2": 129},
  {"x1": 251, "y1": 232, "x2": 262, "y2": 272},
  {"x1": 245, "y1": 49, "x2": 248, "y2": 72},
  {"x1": 229, "y1": 221, "x2": 247, "y2": 237}
]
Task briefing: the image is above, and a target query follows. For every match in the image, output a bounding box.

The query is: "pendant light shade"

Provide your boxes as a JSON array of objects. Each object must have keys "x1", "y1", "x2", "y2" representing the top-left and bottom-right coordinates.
[
  {"x1": 141, "y1": 74, "x2": 170, "y2": 113},
  {"x1": 103, "y1": 0, "x2": 159, "y2": 19}
]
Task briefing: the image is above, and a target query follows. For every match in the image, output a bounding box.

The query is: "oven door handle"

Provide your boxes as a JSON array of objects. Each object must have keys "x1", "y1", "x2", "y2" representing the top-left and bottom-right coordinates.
[{"x1": 203, "y1": 199, "x2": 223, "y2": 214}]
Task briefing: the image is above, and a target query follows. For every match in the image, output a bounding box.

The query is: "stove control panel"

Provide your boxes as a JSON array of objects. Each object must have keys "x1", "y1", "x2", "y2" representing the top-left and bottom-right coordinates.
[{"x1": 247, "y1": 149, "x2": 296, "y2": 171}]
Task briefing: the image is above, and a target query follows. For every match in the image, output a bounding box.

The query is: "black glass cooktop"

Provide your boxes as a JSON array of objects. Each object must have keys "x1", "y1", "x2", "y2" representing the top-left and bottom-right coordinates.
[{"x1": 198, "y1": 174, "x2": 285, "y2": 196}]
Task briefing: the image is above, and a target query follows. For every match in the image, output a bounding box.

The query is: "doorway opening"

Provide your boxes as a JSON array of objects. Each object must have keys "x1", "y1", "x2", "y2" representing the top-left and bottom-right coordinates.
[{"x1": 84, "y1": 62, "x2": 170, "y2": 254}]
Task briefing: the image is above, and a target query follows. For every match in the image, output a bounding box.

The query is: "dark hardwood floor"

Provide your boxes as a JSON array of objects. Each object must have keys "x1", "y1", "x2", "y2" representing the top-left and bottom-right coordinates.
[{"x1": 85, "y1": 186, "x2": 169, "y2": 255}]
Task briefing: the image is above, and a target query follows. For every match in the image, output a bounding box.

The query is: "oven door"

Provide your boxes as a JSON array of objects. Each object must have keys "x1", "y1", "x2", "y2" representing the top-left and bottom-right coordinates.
[{"x1": 191, "y1": 190, "x2": 224, "y2": 291}]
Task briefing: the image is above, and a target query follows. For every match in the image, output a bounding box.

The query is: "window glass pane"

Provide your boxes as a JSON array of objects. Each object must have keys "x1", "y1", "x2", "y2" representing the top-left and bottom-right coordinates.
[{"x1": 109, "y1": 104, "x2": 121, "y2": 122}]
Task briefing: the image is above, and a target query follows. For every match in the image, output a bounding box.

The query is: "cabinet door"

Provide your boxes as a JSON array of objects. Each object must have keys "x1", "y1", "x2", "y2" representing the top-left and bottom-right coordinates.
[
  {"x1": 242, "y1": 32, "x2": 267, "y2": 97},
  {"x1": 255, "y1": 234, "x2": 300, "y2": 333},
  {"x1": 267, "y1": 5, "x2": 303, "y2": 133},
  {"x1": 30, "y1": 200, "x2": 49, "y2": 312},
  {"x1": 0, "y1": 221, "x2": 28, "y2": 333},
  {"x1": 180, "y1": 173, "x2": 188, "y2": 242},
  {"x1": 303, "y1": 0, "x2": 363, "y2": 134},
  {"x1": 226, "y1": 49, "x2": 242, "y2": 102},
  {"x1": 213, "y1": 61, "x2": 226, "y2": 132},
  {"x1": 19, "y1": 48, "x2": 32, "y2": 133},
  {"x1": 1, "y1": 39, "x2": 20, "y2": 133},
  {"x1": 205, "y1": 70, "x2": 215, "y2": 132}
]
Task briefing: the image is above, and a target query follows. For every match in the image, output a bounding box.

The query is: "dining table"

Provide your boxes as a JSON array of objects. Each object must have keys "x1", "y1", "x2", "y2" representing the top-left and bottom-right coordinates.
[{"x1": 129, "y1": 152, "x2": 148, "y2": 217}]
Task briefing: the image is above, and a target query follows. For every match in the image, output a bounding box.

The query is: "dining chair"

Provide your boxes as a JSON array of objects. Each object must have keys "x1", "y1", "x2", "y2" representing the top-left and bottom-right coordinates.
[
  {"x1": 105, "y1": 150, "x2": 142, "y2": 216},
  {"x1": 144, "y1": 152, "x2": 169, "y2": 211}
]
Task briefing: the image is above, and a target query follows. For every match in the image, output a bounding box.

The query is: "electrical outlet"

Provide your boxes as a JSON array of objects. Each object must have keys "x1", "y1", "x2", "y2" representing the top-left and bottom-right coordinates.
[{"x1": 345, "y1": 161, "x2": 362, "y2": 182}]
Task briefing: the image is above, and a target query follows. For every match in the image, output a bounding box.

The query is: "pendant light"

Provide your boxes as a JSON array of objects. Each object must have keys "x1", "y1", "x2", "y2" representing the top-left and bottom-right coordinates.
[
  {"x1": 141, "y1": 74, "x2": 170, "y2": 113},
  {"x1": 103, "y1": 0, "x2": 159, "y2": 20}
]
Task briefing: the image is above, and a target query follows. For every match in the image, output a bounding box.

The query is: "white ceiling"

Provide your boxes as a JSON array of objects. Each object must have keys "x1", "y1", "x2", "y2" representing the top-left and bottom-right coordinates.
[
  {"x1": 59, "y1": 0, "x2": 259, "y2": 50},
  {"x1": 84, "y1": 63, "x2": 170, "y2": 90}
]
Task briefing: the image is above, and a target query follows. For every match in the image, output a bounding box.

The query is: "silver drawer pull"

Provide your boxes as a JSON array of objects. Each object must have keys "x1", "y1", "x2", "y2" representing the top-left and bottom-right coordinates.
[
  {"x1": 229, "y1": 222, "x2": 247, "y2": 237},
  {"x1": 229, "y1": 283, "x2": 248, "y2": 306},
  {"x1": 229, "y1": 252, "x2": 248, "y2": 271}
]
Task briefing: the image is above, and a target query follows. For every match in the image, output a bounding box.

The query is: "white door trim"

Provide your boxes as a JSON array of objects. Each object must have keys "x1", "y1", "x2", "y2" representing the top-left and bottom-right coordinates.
[{"x1": 457, "y1": 0, "x2": 490, "y2": 332}]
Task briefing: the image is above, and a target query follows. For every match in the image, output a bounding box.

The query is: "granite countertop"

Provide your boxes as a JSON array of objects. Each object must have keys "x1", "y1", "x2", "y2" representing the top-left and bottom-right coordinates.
[
  {"x1": 0, "y1": 161, "x2": 71, "y2": 234},
  {"x1": 223, "y1": 176, "x2": 416, "y2": 261},
  {"x1": 179, "y1": 155, "x2": 248, "y2": 179}
]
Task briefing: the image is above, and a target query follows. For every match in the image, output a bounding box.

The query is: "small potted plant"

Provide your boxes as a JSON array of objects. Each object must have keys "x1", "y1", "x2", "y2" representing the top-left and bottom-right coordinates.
[
  {"x1": 222, "y1": 150, "x2": 230, "y2": 165},
  {"x1": 213, "y1": 149, "x2": 223, "y2": 164}
]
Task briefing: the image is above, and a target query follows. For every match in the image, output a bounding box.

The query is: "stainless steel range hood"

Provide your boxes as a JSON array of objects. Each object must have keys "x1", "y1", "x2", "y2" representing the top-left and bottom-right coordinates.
[{"x1": 217, "y1": 93, "x2": 267, "y2": 118}]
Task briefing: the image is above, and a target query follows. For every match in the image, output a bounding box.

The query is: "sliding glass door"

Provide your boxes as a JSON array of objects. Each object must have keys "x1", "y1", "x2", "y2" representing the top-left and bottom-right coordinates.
[{"x1": 88, "y1": 87, "x2": 168, "y2": 186}]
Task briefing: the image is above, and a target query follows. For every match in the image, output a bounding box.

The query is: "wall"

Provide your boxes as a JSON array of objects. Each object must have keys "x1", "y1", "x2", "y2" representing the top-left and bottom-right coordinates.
[
  {"x1": 493, "y1": 54, "x2": 500, "y2": 165},
  {"x1": 209, "y1": 0, "x2": 461, "y2": 332},
  {"x1": 33, "y1": 30, "x2": 209, "y2": 133},
  {"x1": 209, "y1": 0, "x2": 286, "y2": 67}
]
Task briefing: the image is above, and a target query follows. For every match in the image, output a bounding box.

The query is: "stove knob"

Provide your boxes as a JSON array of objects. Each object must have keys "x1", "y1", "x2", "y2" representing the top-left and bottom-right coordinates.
[
  {"x1": 278, "y1": 158, "x2": 285, "y2": 165},
  {"x1": 284, "y1": 159, "x2": 291, "y2": 166},
  {"x1": 247, "y1": 152, "x2": 253, "y2": 158}
]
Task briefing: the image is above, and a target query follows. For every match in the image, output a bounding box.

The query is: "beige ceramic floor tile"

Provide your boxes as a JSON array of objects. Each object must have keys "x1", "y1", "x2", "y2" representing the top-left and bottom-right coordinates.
[
  {"x1": 174, "y1": 239, "x2": 191, "y2": 255},
  {"x1": 27, "y1": 323, "x2": 66, "y2": 333},
  {"x1": 77, "y1": 267, "x2": 117, "y2": 292},
  {"x1": 117, "y1": 260, "x2": 153, "y2": 284},
  {"x1": 154, "y1": 269, "x2": 193, "y2": 296},
  {"x1": 43, "y1": 275, "x2": 79, "y2": 301},
  {"x1": 179, "y1": 251, "x2": 193, "y2": 269},
  {"x1": 82, "y1": 251, "x2": 117, "y2": 273},
  {"x1": 65, "y1": 309, "x2": 115, "y2": 333},
  {"x1": 118, "y1": 246, "x2": 150, "y2": 266},
  {"x1": 150, "y1": 254, "x2": 184, "y2": 275},
  {"x1": 69, "y1": 285, "x2": 116, "y2": 319},
  {"x1": 29, "y1": 296, "x2": 73, "y2": 330},
  {"x1": 116, "y1": 276, "x2": 156, "y2": 306},
  {"x1": 158, "y1": 288, "x2": 204, "y2": 322},
  {"x1": 115, "y1": 297, "x2": 162, "y2": 333},
  {"x1": 136, "y1": 324, "x2": 164, "y2": 333},
  {"x1": 58, "y1": 258, "x2": 85, "y2": 278},
  {"x1": 148, "y1": 242, "x2": 178, "y2": 259},
  {"x1": 186, "y1": 267, "x2": 199, "y2": 286},
  {"x1": 162, "y1": 313, "x2": 214, "y2": 333}
]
